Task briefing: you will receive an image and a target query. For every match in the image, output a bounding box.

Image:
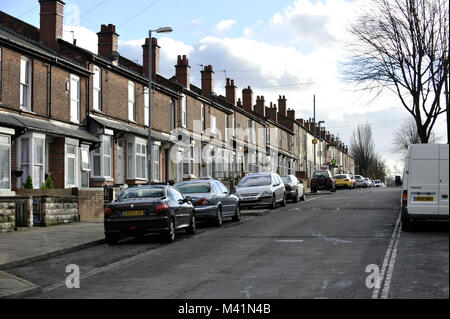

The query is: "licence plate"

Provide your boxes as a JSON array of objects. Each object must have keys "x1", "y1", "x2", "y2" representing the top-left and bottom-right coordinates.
[
  {"x1": 122, "y1": 210, "x2": 145, "y2": 216},
  {"x1": 413, "y1": 196, "x2": 434, "y2": 202},
  {"x1": 243, "y1": 197, "x2": 256, "y2": 201}
]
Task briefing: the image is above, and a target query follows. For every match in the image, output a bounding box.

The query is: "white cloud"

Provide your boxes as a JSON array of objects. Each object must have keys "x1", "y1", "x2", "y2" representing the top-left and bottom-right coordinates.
[
  {"x1": 63, "y1": 25, "x2": 98, "y2": 54},
  {"x1": 214, "y1": 19, "x2": 237, "y2": 33}
]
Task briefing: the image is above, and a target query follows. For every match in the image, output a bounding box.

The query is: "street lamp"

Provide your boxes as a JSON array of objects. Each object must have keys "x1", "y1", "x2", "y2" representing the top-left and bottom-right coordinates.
[{"x1": 147, "y1": 26, "x2": 173, "y2": 184}]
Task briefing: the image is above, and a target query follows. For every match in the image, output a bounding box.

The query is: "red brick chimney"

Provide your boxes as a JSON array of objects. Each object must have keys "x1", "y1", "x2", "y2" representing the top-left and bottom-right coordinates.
[
  {"x1": 142, "y1": 37, "x2": 160, "y2": 79},
  {"x1": 254, "y1": 95, "x2": 265, "y2": 116},
  {"x1": 39, "y1": 0, "x2": 65, "y2": 51},
  {"x1": 201, "y1": 65, "x2": 214, "y2": 97},
  {"x1": 296, "y1": 118, "x2": 304, "y2": 126},
  {"x1": 225, "y1": 78, "x2": 236, "y2": 105},
  {"x1": 287, "y1": 108, "x2": 295, "y2": 120},
  {"x1": 265, "y1": 103, "x2": 277, "y2": 122},
  {"x1": 237, "y1": 98, "x2": 242, "y2": 108},
  {"x1": 278, "y1": 95, "x2": 287, "y2": 116},
  {"x1": 242, "y1": 86, "x2": 253, "y2": 112},
  {"x1": 175, "y1": 55, "x2": 191, "y2": 89},
  {"x1": 97, "y1": 24, "x2": 119, "y2": 59}
]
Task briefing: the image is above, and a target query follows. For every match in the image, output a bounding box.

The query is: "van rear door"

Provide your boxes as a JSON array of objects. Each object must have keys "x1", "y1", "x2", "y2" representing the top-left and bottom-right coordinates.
[
  {"x1": 438, "y1": 145, "x2": 449, "y2": 216},
  {"x1": 408, "y1": 145, "x2": 439, "y2": 216}
]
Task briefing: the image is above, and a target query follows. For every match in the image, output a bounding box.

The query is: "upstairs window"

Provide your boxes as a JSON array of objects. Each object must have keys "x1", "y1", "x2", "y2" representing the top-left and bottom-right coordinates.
[
  {"x1": 210, "y1": 115, "x2": 216, "y2": 134},
  {"x1": 225, "y1": 115, "x2": 229, "y2": 142},
  {"x1": 20, "y1": 56, "x2": 32, "y2": 111},
  {"x1": 128, "y1": 81, "x2": 136, "y2": 121},
  {"x1": 201, "y1": 103, "x2": 205, "y2": 132},
  {"x1": 93, "y1": 66, "x2": 101, "y2": 111},
  {"x1": 144, "y1": 86, "x2": 149, "y2": 126},
  {"x1": 70, "y1": 74, "x2": 80, "y2": 123},
  {"x1": 181, "y1": 95, "x2": 187, "y2": 127},
  {"x1": 170, "y1": 99, "x2": 176, "y2": 131}
]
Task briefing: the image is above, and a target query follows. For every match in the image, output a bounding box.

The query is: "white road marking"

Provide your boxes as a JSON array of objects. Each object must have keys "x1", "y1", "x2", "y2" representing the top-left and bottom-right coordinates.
[
  {"x1": 276, "y1": 239, "x2": 304, "y2": 243},
  {"x1": 371, "y1": 212, "x2": 401, "y2": 299},
  {"x1": 311, "y1": 230, "x2": 352, "y2": 245},
  {"x1": 240, "y1": 285, "x2": 253, "y2": 299}
]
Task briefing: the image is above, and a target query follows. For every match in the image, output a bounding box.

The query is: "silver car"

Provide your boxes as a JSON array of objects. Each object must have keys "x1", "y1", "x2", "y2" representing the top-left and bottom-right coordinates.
[
  {"x1": 234, "y1": 173, "x2": 286, "y2": 209},
  {"x1": 174, "y1": 179, "x2": 240, "y2": 226}
]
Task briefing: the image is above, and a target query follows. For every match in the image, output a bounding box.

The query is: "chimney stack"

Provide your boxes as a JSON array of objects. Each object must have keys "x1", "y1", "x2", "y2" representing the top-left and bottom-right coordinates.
[
  {"x1": 142, "y1": 37, "x2": 160, "y2": 79},
  {"x1": 175, "y1": 55, "x2": 191, "y2": 89},
  {"x1": 225, "y1": 78, "x2": 236, "y2": 105},
  {"x1": 242, "y1": 86, "x2": 253, "y2": 112},
  {"x1": 237, "y1": 98, "x2": 242, "y2": 108},
  {"x1": 265, "y1": 103, "x2": 278, "y2": 122},
  {"x1": 201, "y1": 65, "x2": 214, "y2": 97},
  {"x1": 97, "y1": 24, "x2": 119, "y2": 59},
  {"x1": 254, "y1": 95, "x2": 265, "y2": 116},
  {"x1": 278, "y1": 95, "x2": 287, "y2": 116},
  {"x1": 39, "y1": 0, "x2": 65, "y2": 51},
  {"x1": 287, "y1": 108, "x2": 295, "y2": 120}
]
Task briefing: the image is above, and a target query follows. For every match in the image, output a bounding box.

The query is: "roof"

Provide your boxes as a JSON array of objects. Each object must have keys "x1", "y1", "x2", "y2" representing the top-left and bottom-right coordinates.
[{"x1": 0, "y1": 111, "x2": 100, "y2": 143}]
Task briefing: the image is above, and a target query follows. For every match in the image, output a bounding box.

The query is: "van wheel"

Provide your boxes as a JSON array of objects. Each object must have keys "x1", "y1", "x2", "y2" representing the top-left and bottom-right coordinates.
[
  {"x1": 281, "y1": 193, "x2": 286, "y2": 207},
  {"x1": 293, "y1": 191, "x2": 299, "y2": 203}
]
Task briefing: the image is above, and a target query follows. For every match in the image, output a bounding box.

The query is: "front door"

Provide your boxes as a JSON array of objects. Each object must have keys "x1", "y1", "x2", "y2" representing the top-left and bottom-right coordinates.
[{"x1": 118, "y1": 140, "x2": 124, "y2": 184}]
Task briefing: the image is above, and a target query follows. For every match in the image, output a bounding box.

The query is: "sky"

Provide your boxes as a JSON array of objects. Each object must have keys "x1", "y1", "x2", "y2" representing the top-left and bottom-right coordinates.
[{"x1": 1, "y1": 0, "x2": 448, "y2": 176}]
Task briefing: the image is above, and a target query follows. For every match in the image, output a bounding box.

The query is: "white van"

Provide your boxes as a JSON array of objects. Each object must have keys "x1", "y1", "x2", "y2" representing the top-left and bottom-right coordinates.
[{"x1": 401, "y1": 144, "x2": 449, "y2": 230}]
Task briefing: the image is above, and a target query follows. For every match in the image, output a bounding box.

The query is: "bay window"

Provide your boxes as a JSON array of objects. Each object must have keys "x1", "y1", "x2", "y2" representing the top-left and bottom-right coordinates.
[
  {"x1": 17, "y1": 133, "x2": 45, "y2": 189},
  {"x1": 152, "y1": 144, "x2": 159, "y2": 181},
  {"x1": 144, "y1": 87, "x2": 149, "y2": 126},
  {"x1": 80, "y1": 146, "x2": 90, "y2": 187},
  {"x1": 91, "y1": 134, "x2": 112, "y2": 179},
  {"x1": 126, "y1": 136, "x2": 149, "y2": 181},
  {"x1": 0, "y1": 134, "x2": 11, "y2": 190}
]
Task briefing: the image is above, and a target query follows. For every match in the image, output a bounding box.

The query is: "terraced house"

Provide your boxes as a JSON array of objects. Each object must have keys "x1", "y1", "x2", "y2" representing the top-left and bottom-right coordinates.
[{"x1": 0, "y1": 0, "x2": 354, "y2": 204}]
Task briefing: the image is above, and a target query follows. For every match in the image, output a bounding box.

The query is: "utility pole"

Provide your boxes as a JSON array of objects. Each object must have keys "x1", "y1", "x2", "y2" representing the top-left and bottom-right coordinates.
[{"x1": 313, "y1": 95, "x2": 316, "y2": 171}]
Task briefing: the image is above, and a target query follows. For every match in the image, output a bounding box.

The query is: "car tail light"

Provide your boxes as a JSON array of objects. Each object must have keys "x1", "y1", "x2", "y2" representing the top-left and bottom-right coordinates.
[
  {"x1": 196, "y1": 198, "x2": 209, "y2": 206},
  {"x1": 402, "y1": 190, "x2": 408, "y2": 207},
  {"x1": 345, "y1": 179, "x2": 349, "y2": 181},
  {"x1": 104, "y1": 207, "x2": 111, "y2": 216},
  {"x1": 155, "y1": 203, "x2": 169, "y2": 213}
]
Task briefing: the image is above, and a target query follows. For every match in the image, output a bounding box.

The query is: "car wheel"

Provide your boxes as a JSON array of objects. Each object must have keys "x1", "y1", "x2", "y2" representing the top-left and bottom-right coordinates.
[
  {"x1": 186, "y1": 214, "x2": 196, "y2": 234},
  {"x1": 105, "y1": 233, "x2": 119, "y2": 245},
  {"x1": 165, "y1": 218, "x2": 176, "y2": 243},
  {"x1": 311, "y1": 188, "x2": 317, "y2": 193},
  {"x1": 293, "y1": 190, "x2": 299, "y2": 203},
  {"x1": 232, "y1": 203, "x2": 241, "y2": 221},
  {"x1": 300, "y1": 191, "x2": 306, "y2": 201},
  {"x1": 270, "y1": 195, "x2": 276, "y2": 209},
  {"x1": 215, "y1": 206, "x2": 223, "y2": 227},
  {"x1": 281, "y1": 193, "x2": 286, "y2": 207}
]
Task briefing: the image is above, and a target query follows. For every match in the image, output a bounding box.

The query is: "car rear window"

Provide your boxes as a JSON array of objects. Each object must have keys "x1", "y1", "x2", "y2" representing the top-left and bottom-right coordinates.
[
  {"x1": 238, "y1": 175, "x2": 271, "y2": 187},
  {"x1": 280, "y1": 176, "x2": 291, "y2": 183},
  {"x1": 175, "y1": 183, "x2": 211, "y2": 194},
  {"x1": 119, "y1": 188, "x2": 165, "y2": 199},
  {"x1": 334, "y1": 175, "x2": 347, "y2": 179},
  {"x1": 313, "y1": 171, "x2": 328, "y2": 177}
]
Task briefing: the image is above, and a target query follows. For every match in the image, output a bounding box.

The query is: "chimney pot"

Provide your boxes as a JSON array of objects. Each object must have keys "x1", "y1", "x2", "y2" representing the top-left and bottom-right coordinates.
[{"x1": 39, "y1": 0, "x2": 65, "y2": 51}]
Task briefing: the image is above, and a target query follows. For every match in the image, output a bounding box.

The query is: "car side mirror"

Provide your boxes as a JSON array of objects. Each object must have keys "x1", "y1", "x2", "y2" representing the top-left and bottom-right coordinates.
[{"x1": 184, "y1": 196, "x2": 192, "y2": 203}]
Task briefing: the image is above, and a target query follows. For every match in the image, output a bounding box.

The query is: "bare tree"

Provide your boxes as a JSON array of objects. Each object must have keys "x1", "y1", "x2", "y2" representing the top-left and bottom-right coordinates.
[
  {"x1": 345, "y1": 0, "x2": 449, "y2": 143},
  {"x1": 392, "y1": 117, "x2": 440, "y2": 153},
  {"x1": 350, "y1": 124, "x2": 376, "y2": 176}
]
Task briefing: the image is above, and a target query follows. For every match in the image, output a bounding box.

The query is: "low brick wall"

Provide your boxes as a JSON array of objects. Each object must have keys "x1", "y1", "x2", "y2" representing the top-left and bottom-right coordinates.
[
  {"x1": 0, "y1": 200, "x2": 15, "y2": 233},
  {"x1": 75, "y1": 188, "x2": 104, "y2": 221},
  {"x1": 41, "y1": 196, "x2": 79, "y2": 226}
]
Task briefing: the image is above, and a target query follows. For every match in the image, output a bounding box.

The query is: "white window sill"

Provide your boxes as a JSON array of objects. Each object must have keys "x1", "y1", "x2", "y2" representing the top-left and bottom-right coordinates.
[{"x1": 91, "y1": 177, "x2": 114, "y2": 182}]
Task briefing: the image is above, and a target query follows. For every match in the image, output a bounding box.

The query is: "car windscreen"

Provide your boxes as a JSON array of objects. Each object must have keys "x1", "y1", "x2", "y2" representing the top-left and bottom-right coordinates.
[
  {"x1": 118, "y1": 187, "x2": 165, "y2": 199},
  {"x1": 280, "y1": 176, "x2": 291, "y2": 184},
  {"x1": 334, "y1": 175, "x2": 347, "y2": 179},
  {"x1": 355, "y1": 175, "x2": 362, "y2": 179},
  {"x1": 238, "y1": 175, "x2": 271, "y2": 187},
  {"x1": 175, "y1": 183, "x2": 211, "y2": 194},
  {"x1": 313, "y1": 171, "x2": 328, "y2": 177}
]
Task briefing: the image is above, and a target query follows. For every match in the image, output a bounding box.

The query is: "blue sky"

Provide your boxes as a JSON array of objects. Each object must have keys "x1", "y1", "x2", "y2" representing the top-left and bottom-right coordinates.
[{"x1": 1, "y1": 0, "x2": 447, "y2": 174}]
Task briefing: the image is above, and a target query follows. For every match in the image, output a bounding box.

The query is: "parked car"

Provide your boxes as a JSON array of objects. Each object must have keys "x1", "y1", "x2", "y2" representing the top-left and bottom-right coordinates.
[
  {"x1": 354, "y1": 175, "x2": 367, "y2": 188},
  {"x1": 334, "y1": 174, "x2": 353, "y2": 189},
  {"x1": 280, "y1": 175, "x2": 305, "y2": 202},
  {"x1": 401, "y1": 144, "x2": 449, "y2": 230},
  {"x1": 373, "y1": 179, "x2": 382, "y2": 187},
  {"x1": 349, "y1": 174, "x2": 357, "y2": 188},
  {"x1": 364, "y1": 178, "x2": 373, "y2": 187},
  {"x1": 234, "y1": 173, "x2": 286, "y2": 209},
  {"x1": 174, "y1": 179, "x2": 240, "y2": 226},
  {"x1": 104, "y1": 185, "x2": 196, "y2": 245},
  {"x1": 310, "y1": 170, "x2": 336, "y2": 193}
]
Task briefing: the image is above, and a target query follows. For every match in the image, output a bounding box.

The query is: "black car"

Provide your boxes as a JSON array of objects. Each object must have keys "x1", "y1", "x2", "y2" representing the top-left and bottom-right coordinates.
[
  {"x1": 104, "y1": 185, "x2": 195, "y2": 245},
  {"x1": 174, "y1": 179, "x2": 241, "y2": 226}
]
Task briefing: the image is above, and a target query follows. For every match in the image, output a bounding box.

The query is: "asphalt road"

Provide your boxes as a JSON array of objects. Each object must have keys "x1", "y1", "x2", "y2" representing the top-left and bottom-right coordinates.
[{"x1": 8, "y1": 187, "x2": 448, "y2": 299}]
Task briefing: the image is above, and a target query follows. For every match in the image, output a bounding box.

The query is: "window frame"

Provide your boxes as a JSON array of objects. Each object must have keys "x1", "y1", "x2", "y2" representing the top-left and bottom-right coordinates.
[
  {"x1": 17, "y1": 133, "x2": 45, "y2": 189},
  {"x1": 65, "y1": 144, "x2": 77, "y2": 188},
  {"x1": 93, "y1": 66, "x2": 102, "y2": 111},
  {"x1": 20, "y1": 56, "x2": 32, "y2": 111},
  {"x1": 181, "y1": 94, "x2": 187, "y2": 128},
  {"x1": 128, "y1": 81, "x2": 136, "y2": 121},
  {"x1": 0, "y1": 134, "x2": 11, "y2": 190},
  {"x1": 70, "y1": 74, "x2": 80, "y2": 123},
  {"x1": 91, "y1": 134, "x2": 112, "y2": 179},
  {"x1": 144, "y1": 86, "x2": 149, "y2": 126}
]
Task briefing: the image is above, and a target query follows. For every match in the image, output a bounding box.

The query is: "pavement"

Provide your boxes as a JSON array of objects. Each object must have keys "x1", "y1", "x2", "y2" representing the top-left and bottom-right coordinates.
[{"x1": 0, "y1": 220, "x2": 105, "y2": 299}]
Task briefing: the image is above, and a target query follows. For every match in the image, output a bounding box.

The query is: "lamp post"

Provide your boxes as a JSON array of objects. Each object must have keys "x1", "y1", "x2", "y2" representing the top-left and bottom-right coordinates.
[{"x1": 147, "y1": 27, "x2": 172, "y2": 184}]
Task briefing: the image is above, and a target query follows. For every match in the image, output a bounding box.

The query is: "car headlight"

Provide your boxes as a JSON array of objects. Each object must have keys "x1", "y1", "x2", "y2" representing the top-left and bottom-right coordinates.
[{"x1": 260, "y1": 191, "x2": 272, "y2": 197}]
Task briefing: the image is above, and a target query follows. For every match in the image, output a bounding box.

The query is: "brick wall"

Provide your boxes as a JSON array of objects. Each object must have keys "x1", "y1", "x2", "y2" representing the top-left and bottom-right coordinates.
[
  {"x1": 48, "y1": 137, "x2": 65, "y2": 188},
  {"x1": 0, "y1": 200, "x2": 15, "y2": 232},
  {"x1": 76, "y1": 188, "x2": 104, "y2": 221}
]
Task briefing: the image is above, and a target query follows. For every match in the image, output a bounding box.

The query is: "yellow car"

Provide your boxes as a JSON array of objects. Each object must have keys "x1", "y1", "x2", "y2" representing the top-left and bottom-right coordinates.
[{"x1": 333, "y1": 174, "x2": 353, "y2": 189}]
